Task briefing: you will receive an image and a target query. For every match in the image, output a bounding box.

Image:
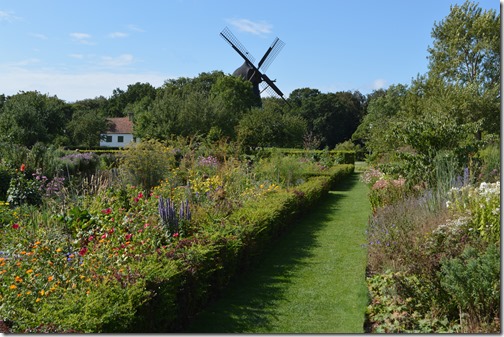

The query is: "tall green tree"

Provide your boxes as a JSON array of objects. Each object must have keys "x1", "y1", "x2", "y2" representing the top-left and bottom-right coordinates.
[
  {"x1": 427, "y1": 0, "x2": 500, "y2": 137},
  {"x1": 106, "y1": 82, "x2": 157, "y2": 117},
  {"x1": 289, "y1": 88, "x2": 364, "y2": 148},
  {"x1": 428, "y1": 1, "x2": 500, "y2": 89},
  {"x1": 0, "y1": 91, "x2": 70, "y2": 147}
]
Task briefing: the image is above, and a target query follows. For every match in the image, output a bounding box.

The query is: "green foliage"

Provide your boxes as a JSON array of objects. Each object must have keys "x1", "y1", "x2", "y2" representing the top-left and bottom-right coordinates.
[
  {"x1": 0, "y1": 91, "x2": 70, "y2": 147},
  {"x1": 118, "y1": 139, "x2": 175, "y2": 191},
  {"x1": 475, "y1": 142, "x2": 500, "y2": 182},
  {"x1": 439, "y1": 244, "x2": 500, "y2": 331},
  {"x1": 447, "y1": 181, "x2": 500, "y2": 244},
  {"x1": 66, "y1": 110, "x2": 108, "y2": 147},
  {"x1": 237, "y1": 106, "x2": 307, "y2": 148},
  {"x1": 253, "y1": 151, "x2": 307, "y2": 188},
  {"x1": 6, "y1": 170, "x2": 42, "y2": 207},
  {"x1": 366, "y1": 271, "x2": 459, "y2": 333},
  {"x1": 289, "y1": 88, "x2": 365, "y2": 149},
  {"x1": 428, "y1": 0, "x2": 500, "y2": 88}
]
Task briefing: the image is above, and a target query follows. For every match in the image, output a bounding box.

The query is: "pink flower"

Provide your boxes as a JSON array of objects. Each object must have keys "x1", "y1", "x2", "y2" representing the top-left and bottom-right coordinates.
[
  {"x1": 144, "y1": 223, "x2": 149, "y2": 229},
  {"x1": 125, "y1": 233, "x2": 133, "y2": 240},
  {"x1": 12, "y1": 223, "x2": 19, "y2": 229},
  {"x1": 101, "y1": 208, "x2": 112, "y2": 215},
  {"x1": 78, "y1": 247, "x2": 88, "y2": 256},
  {"x1": 88, "y1": 236, "x2": 94, "y2": 241},
  {"x1": 101, "y1": 233, "x2": 108, "y2": 239},
  {"x1": 109, "y1": 228, "x2": 115, "y2": 234},
  {"x1": 172, "y1": 232, "x2": 179, "y2": 238}
]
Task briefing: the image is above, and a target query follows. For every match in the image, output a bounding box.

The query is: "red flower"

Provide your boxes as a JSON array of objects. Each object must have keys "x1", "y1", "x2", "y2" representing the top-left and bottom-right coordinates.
[
  {"x1": 138, "y1": 192, "x2": 143, "y2": 199},
  {"x1": 101, "y1": 233, "x2": 108, "y2": 239},
  {"x1": 125, "y1": 233, "x2": 133, "y2": 240},
  {"x1": 88, "y1": 236, "x2": 94, "y2": 241},
  {"x1": 109, "y1": 228, "x2": 115, "y2": 234},
  {"x1": 20, "y1": 164, "x2": 25, "y2": 172},
  {"x1": 101, "y1": 208, "x2": 112, "y2": 215},
  {"x1": 12, "y1": 223, "x2": 19, "y2": 229},
  {"x1": 144, "y1": 223, "x2": 149, "y2": 229},
  {"x1": 172, "y1": 232, "x2": 179, "y2": 238},
  {"x1": 78, "y1": 247, "x2": 88, "y2": 256}
]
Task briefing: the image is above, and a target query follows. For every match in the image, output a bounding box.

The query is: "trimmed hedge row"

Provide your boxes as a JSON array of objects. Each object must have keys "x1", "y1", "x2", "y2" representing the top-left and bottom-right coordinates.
[
  {"x1": 127, "y1": 164, "x2": 354, "y2": 332},
  {"x1": 262, "y1": 148, "x2": 356, "y2": 165}
]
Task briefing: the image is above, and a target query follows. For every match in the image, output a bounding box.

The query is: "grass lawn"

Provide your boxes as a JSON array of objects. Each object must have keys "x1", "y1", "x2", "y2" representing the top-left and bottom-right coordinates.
[{"x1": 185, "y1": 173, "x2": 371, "y2": 333}]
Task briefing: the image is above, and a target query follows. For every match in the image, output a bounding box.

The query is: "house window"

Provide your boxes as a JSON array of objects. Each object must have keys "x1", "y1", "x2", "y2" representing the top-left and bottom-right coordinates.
[
  {"x1": 106, "y1": 135, "x2": 112, "y2": 142},
  {"x1": 118, "y1": 136, "x2": 124, "y2": 143}
]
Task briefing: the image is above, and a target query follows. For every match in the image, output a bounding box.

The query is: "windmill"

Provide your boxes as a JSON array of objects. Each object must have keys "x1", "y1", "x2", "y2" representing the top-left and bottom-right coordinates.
[{"x1": 220, "y1": 27, "x2": 289, "y2": 105}]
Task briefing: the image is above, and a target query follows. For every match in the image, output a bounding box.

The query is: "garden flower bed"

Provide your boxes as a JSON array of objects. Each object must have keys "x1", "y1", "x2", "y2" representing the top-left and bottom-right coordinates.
[{"x1": 0, "y1": 141, "x2": 354, "y2": 332}]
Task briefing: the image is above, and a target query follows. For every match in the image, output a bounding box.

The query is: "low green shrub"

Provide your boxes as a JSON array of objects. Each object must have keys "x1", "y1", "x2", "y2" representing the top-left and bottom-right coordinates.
[
  {"x1": 439, "y1": 244, "x2": 500, "y2": 332},
  {"x1": 366, "y1": 270, "x2": 460, "y2": 333}
]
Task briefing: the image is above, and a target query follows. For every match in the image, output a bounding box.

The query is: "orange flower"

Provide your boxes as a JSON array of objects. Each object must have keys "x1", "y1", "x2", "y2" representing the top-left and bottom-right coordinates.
[
  {"x1": 9, "y1": 284, "x2": 17, "y2": 290},
  {"x1": 20, "y1": 163, "x2": 25, "y2": 172},
  {"x1": 26, "y1": 269, "x2": 33, "y2": 274},
  {"x1": 14, "y1": 276, "x2": 23, "y2": 283},
  {"x1": 26, "y1": 291, "x2": 32, "y2": 295},
  {"x1": 48, "y1": 275, "x2": 54, "y2": 282},
  {"x1": 36, "y1": 298, "x2": 41, "y2": 302}
]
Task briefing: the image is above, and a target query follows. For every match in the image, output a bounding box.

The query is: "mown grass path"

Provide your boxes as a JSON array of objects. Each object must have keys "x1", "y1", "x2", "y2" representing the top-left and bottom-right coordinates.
[{"x1": 185, "y1": 172, "x2": 371, "y2": 333}]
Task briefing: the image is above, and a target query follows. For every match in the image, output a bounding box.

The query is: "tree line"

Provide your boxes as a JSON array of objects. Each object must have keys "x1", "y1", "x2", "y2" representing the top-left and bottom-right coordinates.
[
  {"x1": 0, "y1": 0, "x2": 498, "y2": 164},
  {"x1": 0, "y1": 74, "x2": 365, "y2": 150}
]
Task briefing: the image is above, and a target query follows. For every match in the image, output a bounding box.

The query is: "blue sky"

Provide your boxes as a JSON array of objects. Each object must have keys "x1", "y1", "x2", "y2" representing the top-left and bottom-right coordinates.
[{"x1": 0, "y1": 0, "x2": 499, "y2": 102}]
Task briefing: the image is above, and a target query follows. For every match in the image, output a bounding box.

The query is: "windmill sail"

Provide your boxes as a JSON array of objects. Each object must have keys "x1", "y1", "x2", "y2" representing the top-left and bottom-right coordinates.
[
  {"x1": 220, "y1": 27, "x2": 255, "y2": 65},
  {"x1": 257, "y1": 37, "x2": 285, "y2": 72},
  {"x1": 220, "y1": 27, "x2": 289, "y2": 105}
]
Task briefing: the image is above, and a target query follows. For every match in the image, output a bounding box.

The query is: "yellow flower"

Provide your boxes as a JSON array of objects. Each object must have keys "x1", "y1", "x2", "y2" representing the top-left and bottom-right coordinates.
[
  {"x1": 26, "y1": 291, "x2": 32, "y2": 295},
  {"x1": 36, "y1": 298, "x2": 41, "y2": 302},
  {"x1": 9, "y1": 284, "x2": 17, "y2": 290},
  {"x1": 39, "y1": 289, "x2": 45, "y2": 296},
  {"x1": 26, "y1": 269, "x2": 33, "y2": 274},
  {"x1": 56, "y1": 248, "x2": 62, "y2": 253}
]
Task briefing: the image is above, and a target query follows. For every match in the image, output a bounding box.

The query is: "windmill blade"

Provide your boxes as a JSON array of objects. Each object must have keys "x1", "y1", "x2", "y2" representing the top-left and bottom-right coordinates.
[
  {"x1": 220, "y1": 27, "x2": 255, "y2": 65},
  {"x1": 257, "y1": 37, "x2": 285, "y2": 72},
  {"x1": 260, "y1": 74, "x2": 291, "y2": 106}
]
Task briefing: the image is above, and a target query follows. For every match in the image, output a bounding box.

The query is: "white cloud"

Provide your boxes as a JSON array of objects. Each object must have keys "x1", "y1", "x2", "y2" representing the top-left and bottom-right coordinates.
[
  {"x1": 0, "y1": 10, "x2": 20, "y2": 22},
  {"x1": 108, "y1": 32, "x2": 128, "y2": 38},
  {"x1": 0, "y1": 66, "x2": 167, "y2": 102},
  {"x1": 29, "y1": 33, "x2": 48, "y2": 40},
  {"x1": 227, "y1": 18, "x2": 272, "y2": 35},
  {"x1": 100, "y1": 54, "x2": 134, "y2": 67},
  {"x1": 70, "y1": 32, "x2": 94, "y2": 45},
  {"x1": 372, "y1": 79, "x2": 387, "y2": 90},
  {"x1": 127, "y1": 24, "x2": 145, "y2": 33}
]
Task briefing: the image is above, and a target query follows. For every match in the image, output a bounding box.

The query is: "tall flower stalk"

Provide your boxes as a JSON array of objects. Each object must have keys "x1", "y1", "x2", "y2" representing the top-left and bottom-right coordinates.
[{"x1": 158, "y1": 197, "x2": 191, "y2": 237}]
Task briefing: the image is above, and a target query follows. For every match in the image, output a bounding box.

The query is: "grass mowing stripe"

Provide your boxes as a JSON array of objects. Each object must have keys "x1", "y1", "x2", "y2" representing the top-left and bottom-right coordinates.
[{"x1": 185, "y1": 173, "x2": 370, "y2": 333}]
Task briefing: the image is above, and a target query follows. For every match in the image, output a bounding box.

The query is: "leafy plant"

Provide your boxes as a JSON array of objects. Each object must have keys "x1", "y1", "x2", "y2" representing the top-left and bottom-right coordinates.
[{"x1": 439, "y1": 244, "x2": 500, "y2": 332}]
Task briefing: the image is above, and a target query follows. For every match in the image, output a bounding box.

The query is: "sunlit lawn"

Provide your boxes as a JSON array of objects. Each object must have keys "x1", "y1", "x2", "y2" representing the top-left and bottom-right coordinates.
[{"x1": 185, "y1": 173, "x2": 371, "y2": 333}]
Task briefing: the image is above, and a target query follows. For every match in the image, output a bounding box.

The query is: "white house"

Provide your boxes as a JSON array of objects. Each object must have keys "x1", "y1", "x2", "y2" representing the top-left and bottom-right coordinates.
[{"x1": 100, "y1": 117, "x2": 137, "y2": 147}]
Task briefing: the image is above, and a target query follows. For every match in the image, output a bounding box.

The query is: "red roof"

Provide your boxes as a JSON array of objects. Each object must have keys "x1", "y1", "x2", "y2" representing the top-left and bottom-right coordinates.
[{"x1": 106, "y1": 117, "x2": 133, "y2": 134}]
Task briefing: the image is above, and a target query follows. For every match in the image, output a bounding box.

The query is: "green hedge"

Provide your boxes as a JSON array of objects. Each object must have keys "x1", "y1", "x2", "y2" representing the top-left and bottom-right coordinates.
[
  {"x1": 128, "y1": 164, "x2": 354, "y2": 332},
  {"x1": 261, "y1": 148, "x2": 356, "y2": 165}
]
